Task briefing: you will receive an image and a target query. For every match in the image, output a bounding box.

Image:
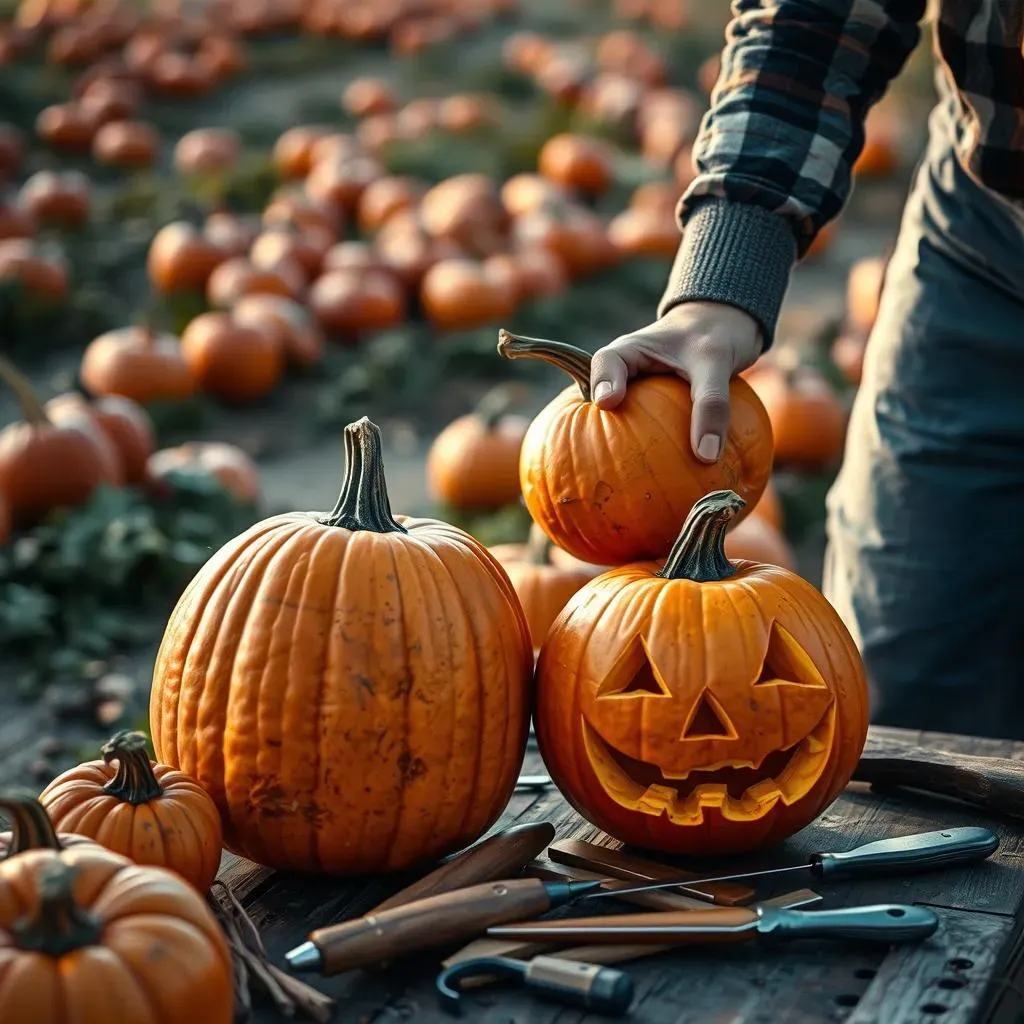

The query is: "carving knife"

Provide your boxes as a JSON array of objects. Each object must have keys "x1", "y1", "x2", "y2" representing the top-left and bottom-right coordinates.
[
  {"x1": 580, "y1": 826, "x2": 999, "y2": 900},
  {"x1": 487, "y1": 903, "x2": 940, "y2": 946}
]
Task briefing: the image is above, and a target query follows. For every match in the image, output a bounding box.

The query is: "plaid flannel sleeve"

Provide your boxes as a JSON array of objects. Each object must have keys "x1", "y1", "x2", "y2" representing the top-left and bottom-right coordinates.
[{"x1": 660, "y1": 0, "x2": 926, "y2": 345}]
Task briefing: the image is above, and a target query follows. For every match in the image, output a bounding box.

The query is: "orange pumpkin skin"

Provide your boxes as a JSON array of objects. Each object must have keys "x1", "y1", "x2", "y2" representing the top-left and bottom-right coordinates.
[
  {"x1": 499, "y1": 331, "x2": 773, "y2": 564},
  {"x1": 40, "y1": 730, "x2": 224, "y2": 893},
  {"x1": 0, "y1": 792, "x2": 97, "y2": 860},
  {"x1": 150, "y1": 418, "x2": 533, "y2": 875},
  {"x1": 535, "y1": 491, "x2": 868, "y2": 857},
  {"x1": 81, "y1": 326, "x2": 195, "y2": 406},
  {"x1": 0, "y1": 492, "x2": 9, "y2": 546},
  {"x1": 749, "y1": 477, "x2": 783, "y2": 530},
  {"x1": 0, "y1": 800, "x2": 233, "y2": 1024},
  {"x1": 147, "y1": 442, "x2": 260, "y2": 505},
  {"x1": 490, "y1": 526, "x2": 602, "y2": 649}
]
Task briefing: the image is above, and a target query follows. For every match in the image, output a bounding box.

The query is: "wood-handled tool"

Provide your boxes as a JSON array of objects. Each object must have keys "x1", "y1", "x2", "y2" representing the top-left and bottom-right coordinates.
[
  {"x1": 586, "y1": 826, "x2": 999, "y2": 900},
  {"x1": 488, "y1": 903, "x2": 940, "y2": 946},
  {"x1": 854, "y1": 740, "x2": 1024, "y2": 820},
  {"x1": 284, "y1": 878, "x2": 600, "y2": 976},
  {"x1": 549, "y1": 838, "x2": 754, "y2": 905},
  {"x1": 437, "y1": 956, "x2": 634, "y2": 1017},
  {"x1": 371, "y1": 821, "x2": 556, "y2": 913}
]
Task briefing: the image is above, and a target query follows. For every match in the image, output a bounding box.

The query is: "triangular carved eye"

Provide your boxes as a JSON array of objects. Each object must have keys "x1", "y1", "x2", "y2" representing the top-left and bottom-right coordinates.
[
  {"x1": 681, "y1": 690, "x2": 737, "y2": 740},
  {"x1": 753, "y1": 621, "x2": 828, "y2": 688},
  {"x1": 597, "y1": 635, "x2": 672, "y2": 698}
]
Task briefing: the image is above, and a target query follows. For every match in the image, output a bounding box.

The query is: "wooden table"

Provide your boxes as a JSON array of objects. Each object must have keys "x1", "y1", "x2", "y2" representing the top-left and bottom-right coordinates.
[{"x1": 220, "y1": 726, "x2": 1024, "y2": 1024}]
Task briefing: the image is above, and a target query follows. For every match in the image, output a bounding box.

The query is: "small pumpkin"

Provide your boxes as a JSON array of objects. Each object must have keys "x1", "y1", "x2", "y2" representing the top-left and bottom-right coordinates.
[
  {"x1": 173, "y1": 126, "x2": 240, "y2": 176},
  {"x1": 35, "y1": 101, "x2": 96, "y2": 152},
  {"x1": 356, "y1": 175, "x2": 424, "y2": 234},
  {"x1": 607, "y1": 205, "x2": 680, "y2": 260},
  {"x1": 500, "y1": 173, "x2": 568, "y2": 218},
  {"x1": 490, "y1": 524, "x2": 602, "y2": 649},
  {"x1": 81, "y1": 325, "x2": 195, "y2": 405},
  {"x1": 844, "y1": 254, "x2": 887, "y2": 336},
  {"x1": 232, "y1": 293, "x2": 324, "y2": 368},
  {"x1": 263, "y1": 190, "x2": 341, "y2": 240},
  {"x1": 92, "y1": 118, "x2": 160, "y2": 169},
  {"x1": 250, "y1": 225, "x2": 330, "y2": 281},
  {"x1": 206, "y1": 255, "x2": 304, "y2": 307},
  {"x1": 79, "y1": 76, "x2": 141, "y2": 123},
  {"x1": 376, "y1": 209, "x2": 463, "y2": 287},
  {"x1": 0, "y1": 791, "x2": 97, "y2": 860},
  {"x1": 305, "y1": 152, "x2": 384, "y2": 215},
  {"x1": 148, "y1": 221, "x2": 225, "y2": 293},
  {"x1": 308, "y1": 267, "x2": 406, "y2": 339},
  {"x1": 511, "y1": 200, "x2": 618, "y2": 279},
  {"x1": 426, "y1": 387, "x2": 529, "y2": 510},
  {"x1": 420, "y1": 172, "x2": 508, "y2": 253},
  {"x1": 513, "y1": 246, "x2": 569, "y2": 301},
  {"x1": 147, "y1": 441, "x2": 260, "y2": 505},
  {"x1": 498, "y1": 331, "x2": 773, "y2": 564},
  {"x1": 0, "y1": 792, "x2": 233, "y2": 1023},
  {"x1": 272, "y1": 124, "x2": 330, "y2": 179},
  {"x1": 538, "y1": 133, "x2": 615, "y2": 195},
  {"x1": 0, "y1": 491, "x2": 9, "y2": 546},
  {"x1": 0, "y1": 123, "x2": 24, "y2": 181},
  {"x1": 342, "y1": 75, "x2": 397, "y2": 117},
  {"x1": 40, "y1": 730, "x2": 224, "y2": 893},
  {"x1": 18, "y1": 169, "x2": 91, "y2": 229},
  {"x1": 0, "y1": 198, "x2": 34, "y2": 241},
  {"x1": 595, "y1": 28, "x2": 665, "y2": 85},
  {"x1": 203, "y1": 209, "x2": 260, "y2": 257},
  {"x1": 534, "y1": 489, "x2": 868, "y2": 856},
  {"x1": 150, "y1": 417, "x2": 533, "y2": 874},
  {"x1": 744, "y1": 359, "x2": 847, "y2": 471},
  {"x1": 421, "y1": 257, "x2": 515, "y2": 332},
  {"x1": 0, "y1": 239, "x2": 68, "y2": 299},
  {"x1": 725, "y1": 513, "x2": 796, "y2": 571},
  {"x1": 854, "y1": 105, "x2": 899, "y2": 179},
  {"x1": 437, "y1": 94, "x2": 495, "y2": 133},
  {"x1": 180, "y1": 311, "x2": 285, "y2": 404},
  {"x1": 0, "y1": 356, "x2": 119, "y2": 526}
]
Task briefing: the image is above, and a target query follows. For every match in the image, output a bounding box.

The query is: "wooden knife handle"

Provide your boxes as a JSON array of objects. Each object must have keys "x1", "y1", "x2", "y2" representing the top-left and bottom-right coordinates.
[
  {"x1": 549, "y1": 839, "x2": 754, "y2": 905},
  {"x1": 311, "y1": 878, "x2": 554, "y2": 975},
  {"x1": 372, "y1": 822, "x2": 556, "y2": 912},
  {"x1": 853, "y1": 749, "x2": 1024, "y2": 820}
]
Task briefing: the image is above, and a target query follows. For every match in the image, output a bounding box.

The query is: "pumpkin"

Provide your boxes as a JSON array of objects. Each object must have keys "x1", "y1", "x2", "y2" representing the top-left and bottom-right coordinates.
[
  {"x1": 204, "y1": 209, "x2": 260, "y2": 257},
  {"x1": 92, "y1": 118, "x2": 160, "y2": 168},
  {"x1": 421, "y1": 257, "x2": 515, "y2": 332},
  {"x1": 150, "y1": 51, "x2": 217, "y2": 98},
  {"x1": 426, "y1": 387, "x2": 528, "y2": 510},
  {"x1": 749, "y1": 477, "x2": 783, "y2": 531},
  {"x1": 35, "y1": 101, "x2": 96, "y2": 152},
  {"x1": 79, "y1": 75, "x2": 141, "y2": 123},
  {"x1": 320, "y1": 239, "x2": 391, "y2": 276},
  {"x1": 607, "y1": 205, "x2": 680, "y2": 259},
  {"x1": 305, "y1": 153, "x2": 384, "y2": 216},
  {"x1": 356, "y1": 112, "x2": 406, "y2": 154},
  {"x1": 180, "y1": 311, "x2": 285, "y2": 404},
  {"x1": 0, "y1": 123, "x2": 24, "y2": 181},
  {"x1": 356, "y1": 175, "x2": 423, "y2": 234},
  {"x1": 697, "y1": 52, "x2": 720, "y2": 95},
  {"x1": 308, "y1": 266, "x2": 406, "y2": 339},
  {"x1": 595, "y1": 28, "x2": 665, "y2": 85},
  {"x1": 309, "y1": 131, "x2": 364, "y2": 166},
  {"x1": 272, "y1": 125, "x2": 330, "y2": 179},
  {"x1": 395, "y1": 98, "x2": 441, "y2": 137},
  {"x1": 0, "y1": 491, "x2": 9, "y2": 546},
  {"x1": 534, "y1": 489, "x2": 868, "y2": 856},
  {"x1": 513, "y1": 246, "x2": 569, "y2": 300},
  {"x1": 0, "y1": 356, "x2": 119, "y2": 526},
  {"x1": 804, "y1": 219, "x2": 836, "y2": 261},
  {"x1": 420, "y1": 173, "x2": 508, "y2": 254},
  {"x1": 173, "y1": 126, "x2": 240, "y2": 176},
  {"x1": 502, "y1": 30, "x2": 553, "y2": 75},
  {"x1": 206, "y1": 255, "x2": 304, "y2": 307},
  {"x1": 148, "y1": 221, "x2": 225, "y2": 293},
  {"x1": 147, "y1": 441, "x2": 260, "y2": 505},
  {"x1": 231, "y1": 293, "x2": 324, "y2": 368},
  {"x1": 81, "y1": 325, "x2": 195, "y2": 405},
  {"x1": 725, "y1": 513, "x2": 796, "y2": 571},
  {"x1": 579, "y1": 72, "x2": 645, "y2": 132},
  {"x1": 250, "y1": 225, "x2": 330, "y2": 281},
  {"x1": 490, "y1": 524, "x2": 601, "y2": 649},
  {"x1": 0, "y1": 239, "x2": 68, "y2": 300},
  {"x1": 499, "y1": 331, "x2": 773, "y2": 564},
  {"x1": 844, "y1": 254, "x2": 887, "y2": 335},
  {"x1": 500, "y1": 173, "x2": 568, "y2": 218},
  {"x1": 744, "y1": 360, "x2": 847, "y2": 471},
  {"x1": 511, "y1": 200, "x2": 618, "y2": 279},
  {"x1": 18, "y1": 169, "x2": 90, "y2": 229},
  {"x1": 437, "y1": 94, "x2": 495, "y2": 133},
  {"x1": 854, "y1": 105, "x2": 899, "y2": 178},
  {"x1": 830, "y1": 333, "x2": 868, "y2": 387},
  {"x1": 0, "y1": 792, "x2": 98, "y2": 860},
  {"x1": 150, "y1": 416, "x2": 533, "y2": 874},
  {"x1": 0, "y1": 793, "x2": 233, "y2": 1023},
  {"x1": 40, "y1": 730, "x2": 224, "y2": 893},
  {"x1": 538, "y1": 133, "x2": 615, "y2": 195},
  {"x1": 629, "y1": 180, "x2": 679, "y2": 216},
  {"x1": 263, "y1": 190, "x2": 341, "y2": 240},
  {"x1": 376, "y1": 209, "x2": 463, "y2": 287},
  {"x1": 0, "y1": 199, "x2": 34, "y2": 241},
  {"x1": 342, "y1": 75, "x2": 396, "y2": 117}
]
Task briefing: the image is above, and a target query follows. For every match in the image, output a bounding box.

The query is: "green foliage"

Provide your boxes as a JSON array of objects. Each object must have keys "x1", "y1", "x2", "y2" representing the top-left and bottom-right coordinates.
[{"x1": 0, "y1": 476, "x2": 258, "y2": 694}]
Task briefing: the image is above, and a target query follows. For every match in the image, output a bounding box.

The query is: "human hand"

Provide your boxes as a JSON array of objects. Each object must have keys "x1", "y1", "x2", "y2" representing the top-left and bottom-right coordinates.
[{"x1": 590, "y1": 301, "x2": 763, "y2": 462}]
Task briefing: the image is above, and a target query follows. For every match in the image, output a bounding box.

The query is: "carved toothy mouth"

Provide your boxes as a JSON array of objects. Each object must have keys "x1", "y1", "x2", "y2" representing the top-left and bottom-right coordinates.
[{"x1": 580, "y1": 703, "x2": 837, "y2": 824}]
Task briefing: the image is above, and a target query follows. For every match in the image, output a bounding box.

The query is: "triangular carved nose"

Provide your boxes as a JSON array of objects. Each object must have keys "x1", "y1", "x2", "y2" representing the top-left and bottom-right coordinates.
[
  {"x1": 681, "y1": 690, "x2": 737, "y2": 740},
  {"x1": 597, "y1": 635, "x2": 671, "y2": 698}
]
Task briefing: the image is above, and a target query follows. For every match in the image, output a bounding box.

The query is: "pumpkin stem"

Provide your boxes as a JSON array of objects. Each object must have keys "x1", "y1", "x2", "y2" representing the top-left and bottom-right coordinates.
[
  {"x1": 0, "y1": 790, "x2": 64, "y2": 856},
  {"x1": 659, "y1": 490, "x2": 746, "y2": 583},
  {"x1": 322, "y1": 417, "x2": 407, "y2": 534},
  {"x1": 0, "y1": 356, "x2": 51, "y2": 427},
  {"x1": 525, "y1": 523, "x2": 553, "y2": 565},
  {"x1": 102, "y1": 730, "x2": 164, "y2": 805},
  {"x1": 474, "y1": 385, "x2": 515, "y2": 431},
  {"x1": 11, "y1": 862, "x2": 103, "y2": 957},
  {"x1": 497, "y1": 329, "x2": 592, "y2": 401}
]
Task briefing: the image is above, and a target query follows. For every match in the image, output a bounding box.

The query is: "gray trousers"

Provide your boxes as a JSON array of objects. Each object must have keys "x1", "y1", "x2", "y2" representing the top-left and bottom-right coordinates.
[{"x1": 823, "y1": 95, "x2": 1024, "y2": 740}]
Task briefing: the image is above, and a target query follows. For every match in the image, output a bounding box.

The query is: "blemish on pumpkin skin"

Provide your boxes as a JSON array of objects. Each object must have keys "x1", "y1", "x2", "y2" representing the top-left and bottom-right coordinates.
[
  {"x1": 592, "y1": 481, "x2": 614, "y2": 507},
  {"x1": 398, "y1": 750, "x2": 428, "y2": 783}
]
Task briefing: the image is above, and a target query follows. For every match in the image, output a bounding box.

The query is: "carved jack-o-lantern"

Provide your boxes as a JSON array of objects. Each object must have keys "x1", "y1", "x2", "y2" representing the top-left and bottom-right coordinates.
[{"x1": 534, "y1": 490, "x2": 868, "y2": 856}]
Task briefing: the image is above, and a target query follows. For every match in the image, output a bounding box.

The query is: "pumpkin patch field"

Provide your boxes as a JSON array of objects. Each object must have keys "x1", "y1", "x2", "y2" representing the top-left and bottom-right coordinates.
[{"x1": 0, "y1": 0, "x2": 935, "y2": 812}]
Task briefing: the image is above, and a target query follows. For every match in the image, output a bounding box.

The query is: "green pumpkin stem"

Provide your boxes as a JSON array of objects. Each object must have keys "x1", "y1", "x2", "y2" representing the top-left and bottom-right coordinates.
[
  {"x1": 322, "y1": 417, "x2": 407, "y2": 534},
  {"x1": 0, "y1": 355, "x2": 51, "y2": 427},
  {"x1": 659, "y1": 490, "x2": 746, "y2": 583},
  {"x1": 102, "y1": 730, "x2": 163, "y2": 805},
  {"x1": 0, "y1": 790, "x2": 64, "y2": 857},
  {"x1": 497, "y1": 329, "x2": 592, "y2": 401},
  {"x1": 525, "y1": 523, "x2": 554, "y2": 565},
  {"x1": 11, "y1": 862, "x2": 103, "y2": 957}
]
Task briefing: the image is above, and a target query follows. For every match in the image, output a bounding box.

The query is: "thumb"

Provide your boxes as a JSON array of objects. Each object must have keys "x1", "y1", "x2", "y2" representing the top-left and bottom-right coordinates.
[
  {"x1": 685, "y1": 356, "x2": 732, "y2": 463},
  {"x1": 590, "y1": 345, "x2": 631, "y2": 409}
]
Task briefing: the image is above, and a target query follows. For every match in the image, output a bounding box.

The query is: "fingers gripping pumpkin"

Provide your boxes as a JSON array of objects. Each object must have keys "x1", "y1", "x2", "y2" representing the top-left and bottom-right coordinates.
[
  {"x1": 498, "y1": 331, "x2": 773, "y2": 564},
  {"x1": 534, "y1": 490, "x2": 868, "y2": 856},
  {"x1": 151, "y1": 417, "x2": 533, "y2": 874}
]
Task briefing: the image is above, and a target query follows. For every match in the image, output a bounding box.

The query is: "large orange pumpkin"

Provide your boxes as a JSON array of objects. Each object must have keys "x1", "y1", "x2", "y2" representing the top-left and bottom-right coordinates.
[
  {"x1": 40, "y1": 730, "x2": 223, "y2": 893},
  {"x1": 535, "y1": 490, "x2": 868, "y2": 856},
  {"x1": 489, "y1": 525, "x2": 602, "y2": 649},
  {"x1": 150, "y1": 417, "x2": 533, "y2": 874},
  {"x1": 0, "y1": 792, "x2": 233, "y2": 1024},
  {"x1": 498, "y1": 330, "x2": 773, "y2": 564}
]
